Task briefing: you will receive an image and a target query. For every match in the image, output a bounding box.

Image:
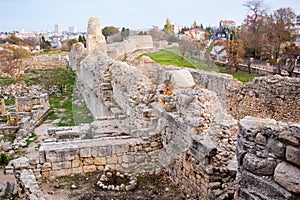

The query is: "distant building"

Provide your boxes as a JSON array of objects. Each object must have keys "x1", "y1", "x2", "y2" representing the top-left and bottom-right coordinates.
[
  {"x1": 219, "y1": 19, "x2": 236, "y2": 30},
  {"x1": 173, "y1": 24, "x2": 183, "y2": 34},
  {"x1": 68, "y1": 26, "x2": 78, "y2": 33},
  {"x1": 55, "y1": 24, "x2": 62, "y2": 35},
  {"x1": 184, "y1": 28, "x2": 206, "y2": 41}
]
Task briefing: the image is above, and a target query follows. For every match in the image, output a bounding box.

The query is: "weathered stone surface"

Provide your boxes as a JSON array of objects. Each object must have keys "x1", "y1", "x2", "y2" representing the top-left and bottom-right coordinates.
[
  {"x1": 286, "y1": 145, "x2": 300, "y2": 166},
  {"x1": 255, "y1": 133, "x2": 267, "y2": 145},
  {"x1": 98, "y1": 146, "x2": 112, "y2": 156},
  {"x1": 80, "y1": 148, "x2": 91, "y2": 158},
  {"x1": 11, "y1": 157, "x2": 29, "y2": 170},
  {"x1": 52, "y1": 161, "x2": 71, "y2": 170},
  {"x1": 266, "y1": 138, "x2": 285, "y2": 158},
  {"x1": 164, "y1": 69, "x2": 196, "y2": 89},
  {"x1": 94, "y1": 157, "x2": 106, "y2": 165},
  {"x1": 83, "y1": 165, "x2": 97, "y2": 173},
  {"x1": 240, "y1": 171, "x2": 292, "y2": 200},
  {"x1": 123, "y1": 154, "x2": 135, "y2": 163},
  {"x1": 274, "y1": 162, "x2": 300, "y2": 193},
  {"x1": 243, "y1": 153, "x2": 277, "y2": 175},
  {"x1": 86, "y1": 17, "x2": 107, "y2": 54}
]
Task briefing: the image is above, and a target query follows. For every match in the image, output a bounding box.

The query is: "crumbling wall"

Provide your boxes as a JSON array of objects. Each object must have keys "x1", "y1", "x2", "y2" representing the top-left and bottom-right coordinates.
[
  {"x1": 227, "y1": 75, "x2": 300, "y2": 122},
  {"x1": 236, "y1": 116, "x2": 300, "y2": 199},
  {"x1": 22, "y1": 53, "x2": 69, "y2": 69}
]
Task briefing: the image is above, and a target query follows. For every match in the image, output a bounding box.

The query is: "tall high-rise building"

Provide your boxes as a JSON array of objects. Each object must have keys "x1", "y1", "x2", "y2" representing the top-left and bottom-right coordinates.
[
  {"x1": 55, "y1": 24, "x2": 62, "y2": 34},
  {"x1": 68, "y1": 26, "x2": 78, "y2": 33}
]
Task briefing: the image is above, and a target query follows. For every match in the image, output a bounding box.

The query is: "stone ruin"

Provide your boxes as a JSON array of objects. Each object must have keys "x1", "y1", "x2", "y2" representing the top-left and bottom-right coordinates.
[
  {"x1": 0, "y1": 93, "x2": 50, "y2": 154},
  {"x1": 6, "y1": 18, "x2": 300, "y2": 200}
]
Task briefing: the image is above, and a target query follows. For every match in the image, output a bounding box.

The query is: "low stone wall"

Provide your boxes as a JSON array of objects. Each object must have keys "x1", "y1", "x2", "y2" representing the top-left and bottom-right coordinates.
[
  {"x1": 37, "y1": 136, "x2": 163, "y2": 178},
  {"x1": 23, "y1": 53, "x2": 69, "y2": 69},
  {"x1": 236, "y1": 116, "x2": 300, "y2": 199},
  {"x1": 107, "y1": 35, "x2": 153, "y2": 59},
  {"x1": 227, "y1": 75, "x2": 300, "y2": 122}
]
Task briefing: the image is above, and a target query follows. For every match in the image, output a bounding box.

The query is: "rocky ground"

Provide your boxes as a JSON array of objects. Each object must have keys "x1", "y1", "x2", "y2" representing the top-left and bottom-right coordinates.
[{"x1": 40, "y1": 172, "x2": 186, "y2": 200}]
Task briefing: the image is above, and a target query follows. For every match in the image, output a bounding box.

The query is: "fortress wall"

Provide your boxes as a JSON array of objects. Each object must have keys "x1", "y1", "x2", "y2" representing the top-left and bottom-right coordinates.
[{"x1": 236, "y1": 116, "x2": 300, "y2": 199}]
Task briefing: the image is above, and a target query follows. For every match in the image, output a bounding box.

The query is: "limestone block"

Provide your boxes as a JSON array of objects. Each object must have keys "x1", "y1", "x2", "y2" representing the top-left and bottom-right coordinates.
[
  {"x1": 286, "y1": 145, "x2": 300, "y2": 166},
  {"x1": 94, "y1": 157, "x2": 106, "y2": 165},
  {"x1": 242, "y1": 153, "x2": 276, "y2": 175},
  {"x1": 83, "y1": 165, "x2": 97, "y2": 173},
  {"x1": 98, "y1": 146, "x2": 112, "y2": 156},
  {"x1": 11, "y1": 157, "x2": 30, "y2": 170},
  {"x1": 240, "y1": 171, "x2": 292, "y2": 199},
  {"x1": 279, "y1": 131, "x2": 299, "y2": 146},
  {"x1": 52, "y1": 161, "x2": 71, "y2": 170},
  {"x1": 83, "y1": 157, "x2": 94, "y2": 165},
  {"x1": 50, "y1": 169, "x2": 70, "y2": 177},
  {"x1": 123, "y1": 154, "x2": 135, "y2": 163},
  {"x1": 72, "y1": 159, "x2": 81, "y2": 168},
  {"x1": 135, "y1": 154, "x2": 146, "y2": 163},
  {"x1": 91, "y1": 147, "x2": 98, "y2": 157},
  {"x1": 112, "y1": 144, "x2": 129, "y2": 154},
  {"x1": 107, "y1": 155, "x2": 118, "y2": 164},
  {"x1": 80, "y1": 147, "x2": 91, "y2": 158},
  {"x1": 164, "y1": 69, "x2": 196, "y2": 89},
  {"x1": 71, "y1": 167, "x2": 83, "y2": 174},
  {"x1": 289, "y1": 124, "x2": 300, "y2": 139},
  {"x1": 266, "y1": 138, "x2": 285, "y2": 158},
  {"x1": 274, "y1": 162, "x2": 300, "y2": 193},
  {"x1": 41, "y1": 162, "x2": 52, "y2": 169}
]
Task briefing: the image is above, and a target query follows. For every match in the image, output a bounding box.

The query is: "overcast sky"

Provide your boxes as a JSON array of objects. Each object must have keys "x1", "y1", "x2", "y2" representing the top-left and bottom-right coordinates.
[{"x1": 0, "y1": 0, "x2": 299, "y2": 32}]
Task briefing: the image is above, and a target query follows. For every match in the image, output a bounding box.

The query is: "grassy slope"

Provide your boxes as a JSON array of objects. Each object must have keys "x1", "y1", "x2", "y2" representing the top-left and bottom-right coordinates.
[{"x1": 136, "y1": 46, "x2": 259, "y2": 83}]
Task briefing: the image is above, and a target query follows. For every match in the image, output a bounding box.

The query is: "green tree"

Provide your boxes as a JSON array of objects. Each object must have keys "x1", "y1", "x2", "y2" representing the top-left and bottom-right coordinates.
[
  {"x1": 102, "y1": 26, "x2": 120, "y2": 39},
  {"x1": 40, "y1": 36, "x2": 51, "y2": 51},
  {"x1": 40, "y1": 67, "x2": 76, "y2": 94},
  {"x1": 121, "y1": 27, "x2": 130, "y2": 40}
]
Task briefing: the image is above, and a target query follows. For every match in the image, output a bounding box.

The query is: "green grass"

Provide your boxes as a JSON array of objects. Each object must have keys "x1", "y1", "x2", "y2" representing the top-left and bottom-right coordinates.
[
  {"x1": 17, "y1": 77, "x2": 39, "y2": 85},
  {"x1": 136, "y1": 46, "x2": 259, "y2": 84},
  {"x1": 4, "y1": 98, "x2": 15, "y2": 105},
  {"x1": 218, "y1": 66, "x2": 260, "y2": 84},
  {"x1": 4, "y1": 135, "x2": 16, "y2": 143},
  {"x1": 136, "y1": 46, "x2": 218, "y2": 71},
  {"x1": 0, "y1": 78, "x2": 14, "y2": 86}
]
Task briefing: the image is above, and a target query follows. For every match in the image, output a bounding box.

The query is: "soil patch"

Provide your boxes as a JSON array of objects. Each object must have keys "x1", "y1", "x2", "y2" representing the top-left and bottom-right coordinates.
[{"x1": 40, "y1": 172, "x2": 186, "y2": 200}]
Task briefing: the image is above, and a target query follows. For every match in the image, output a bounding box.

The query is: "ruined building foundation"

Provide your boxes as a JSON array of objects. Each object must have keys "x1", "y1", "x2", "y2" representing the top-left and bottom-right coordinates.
[{"x1": 11, "y1": 18, "x2": 300, "y2": 200}]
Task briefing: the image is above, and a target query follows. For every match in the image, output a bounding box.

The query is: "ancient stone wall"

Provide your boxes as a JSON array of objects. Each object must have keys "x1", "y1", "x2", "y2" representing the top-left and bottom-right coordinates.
[
  {"x1": 227, "y1": 75, "x2": 300, "y2": 122},
  {"x1": 22, "y1": 53, "x2": 69, "y2": 69},
  {"x1": 0, "y1": 94, "x2": 50, "y2": 149},
  {"x1": 107, "y1": 35, "x2": 153, "y2": 59},
  {"x1": 236, "y1": 116, "x2": 300, "y2": 199},
  {"x1": 38, "y1": 135, "x2": 163, "y2": 178}
]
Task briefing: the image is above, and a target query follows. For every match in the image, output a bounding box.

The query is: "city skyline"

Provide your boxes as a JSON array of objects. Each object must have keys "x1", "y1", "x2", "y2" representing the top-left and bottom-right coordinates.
[{"x1": 0, "y1": 0, "x2": 299, "y2": 32}]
